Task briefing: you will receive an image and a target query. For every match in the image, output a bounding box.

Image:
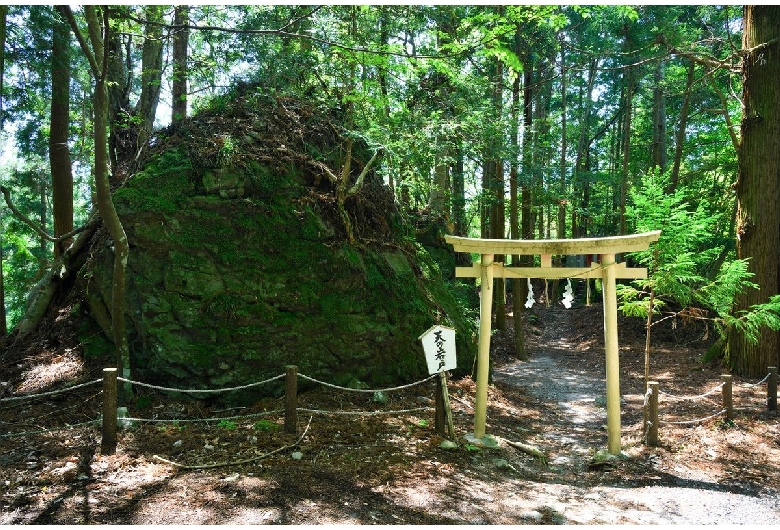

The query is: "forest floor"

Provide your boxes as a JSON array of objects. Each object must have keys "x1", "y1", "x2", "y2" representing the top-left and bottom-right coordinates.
[{"x1": 2, "y1": 299, "x2": 780, "y2": 524}]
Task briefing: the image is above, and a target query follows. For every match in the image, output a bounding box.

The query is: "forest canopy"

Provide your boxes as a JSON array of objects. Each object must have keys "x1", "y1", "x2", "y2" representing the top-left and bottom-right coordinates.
[{"x1": 1, "y1": 5, "x2": 779, "y2": 378}]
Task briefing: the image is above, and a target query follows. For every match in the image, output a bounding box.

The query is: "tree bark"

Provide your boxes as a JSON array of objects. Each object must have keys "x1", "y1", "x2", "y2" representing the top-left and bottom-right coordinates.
[
  {"x1": 491, "y1": 55, "x2": 506, "y2": 333},
  {"x1": 619, "y1": 25, "x2": 634, "y2": 236},
  {"x1": 514, "y1": 55, "x2": 535, "y2": 359},
  {"x1": 572, "y1": 58, "x2": 596, "y2": 238},
  {"x1": 430, "y1": 144, "x2": 450, "y2": 215},
  {"x1": 0, "y1": 5, "x2": 6, "y2": 336},
  {"x1": 61, "y1": 6, "x2": 131, "y2": 384},
  {"x1": 171, "y1": 5, "x2": 189, "y2": 125},
  {"x1": 134, "y1": 5, "x2": 164, "y2": 154},
  {"x1": 107, "y1": 32, "x2": 129, "y2": 176},
  {"x1": 510, "y1": 32, "x2": 525, "y2": 359},
  {"x1": 480, "y1": 160, "x2": 492, "y2": 239},
  {"x1": 558, "y1": 42, "x2": 567, "y2": 240},
  {"x1": 668, "y1": 60, "x2": 695, "y2": 193},
  {"x1": 729, "y1": 6, "x2": 780, "y2": 377},
  {"x1": 50, "y1": 13, "x2": 74, "y2": 258},
  {"x1": 452, "y1": 146, "x2": 466, "y2": 236},
  {"x1": 650, "y1": 60, "x2": 667, "y2": 173}
]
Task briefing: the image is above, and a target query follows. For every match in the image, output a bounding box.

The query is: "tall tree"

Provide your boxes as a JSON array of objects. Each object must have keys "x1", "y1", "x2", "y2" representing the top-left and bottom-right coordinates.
[
  {"x1": 490, "y1": 53, "x2": 506, "y2": 332},
  {"x1": 650, "y1": 60, "x2": 667, "y2": 173},
  {"x1": 667, "y1": 60, "x2": 695, "y2": 193},
  {"x1": 729, "y1": 6, "x2": 780, "y2": 377},
  {"x1": 60, "y1": 5, "x2": 131, "y2": 387},
  {"x1": 0, "y1": 5, "x2": 7, "y2": 337},
  {"x1": 50, "y1": 10, "x2": 74, "y2": 258},
  {"x1": 557, "y1": 39, "x2": 567, "y2": 240},
  {"x1": 510, "y1": 27, "x2": 525, "y2": 359},
  {"x1": 134, "y1": 5, "x2": 164, "y2": 154},
  {"x1": 618, "y1": 23, "x2": 635, "y2": 236},
  {"x1": 171, "y1": 5, "x2": 189, "y2": 124}
]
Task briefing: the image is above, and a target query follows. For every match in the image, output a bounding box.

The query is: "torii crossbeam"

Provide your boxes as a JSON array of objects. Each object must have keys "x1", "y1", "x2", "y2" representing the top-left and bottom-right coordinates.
[{"x1": 446, "y1": 231, "x2": 661, "y2": 454}]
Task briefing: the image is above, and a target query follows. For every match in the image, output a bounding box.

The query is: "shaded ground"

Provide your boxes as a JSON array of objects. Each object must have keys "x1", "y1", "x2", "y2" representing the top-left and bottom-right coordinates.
[{"x1": 2, "y1": 300, "x2": 780, "y2": 524}]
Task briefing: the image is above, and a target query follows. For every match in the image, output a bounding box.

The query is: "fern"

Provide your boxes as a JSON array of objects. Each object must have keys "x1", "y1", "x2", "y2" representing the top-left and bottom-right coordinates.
[
  {"x1": 726, "y1": 295, "x2": 780, "y2": 345},
  {"x1": 622, "y1": 174, "x2": 780, "y2": 360}
]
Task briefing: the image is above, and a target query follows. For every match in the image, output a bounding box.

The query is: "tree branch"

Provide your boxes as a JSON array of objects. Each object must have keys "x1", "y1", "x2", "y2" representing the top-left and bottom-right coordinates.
[
  {"x1": 1, "y1": 185, "x2": 55, "y2": 242},
  {"x1": 347, "y1": 147, "x2": 383, "y2": 197},
  {"x1": 705, "y1": 71, "x2": 740, "y2": 153},
  {"x1": 118, "y1": 8, "x2": 491, "y2": 61},
  {"x1": 0, "y1": 184, "x2": 98, "y2": 244},
  {"x1": 58, "y1": 6, "x2": 100, "y2": 77}
]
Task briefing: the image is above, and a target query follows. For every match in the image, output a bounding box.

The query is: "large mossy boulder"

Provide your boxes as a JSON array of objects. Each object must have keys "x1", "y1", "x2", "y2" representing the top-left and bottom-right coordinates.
[{"x1": 78, "y1": 91, "x2": 475, "y2": 402}]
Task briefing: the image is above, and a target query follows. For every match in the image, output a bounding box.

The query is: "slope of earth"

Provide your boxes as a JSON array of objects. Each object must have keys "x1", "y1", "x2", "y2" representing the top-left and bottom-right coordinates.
[{"x1": 1, "y1": 300, "x2": 779, "y2": 524}]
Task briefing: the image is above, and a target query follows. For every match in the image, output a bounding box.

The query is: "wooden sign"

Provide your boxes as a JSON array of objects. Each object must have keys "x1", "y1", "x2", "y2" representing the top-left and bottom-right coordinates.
[{"x1": 419, "y1": 325, "x2": 457, "y2": 375}]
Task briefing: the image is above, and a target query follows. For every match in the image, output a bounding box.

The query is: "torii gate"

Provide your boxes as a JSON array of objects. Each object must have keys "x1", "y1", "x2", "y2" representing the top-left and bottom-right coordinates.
[{"x1": 445, "y1": 231, "x2": 661, "y2": 454}]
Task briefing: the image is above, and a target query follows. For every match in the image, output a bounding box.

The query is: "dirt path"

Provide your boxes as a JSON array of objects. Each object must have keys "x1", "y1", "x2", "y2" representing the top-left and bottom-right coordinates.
[
  {"x1": 494, "y1": 308, "x2": 608, "y2": 468},
  {"x1": 490, "y1": 306, "x2": 780, "y2": 524}
]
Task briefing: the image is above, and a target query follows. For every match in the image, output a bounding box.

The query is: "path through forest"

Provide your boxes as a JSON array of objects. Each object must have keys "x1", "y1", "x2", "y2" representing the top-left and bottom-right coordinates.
[
  {"x1": 488, "y1": 305, "x2": 780, "y2": 524},
  {"x1": 495, "y1": 308, "x2": 608, "y2": 468}
]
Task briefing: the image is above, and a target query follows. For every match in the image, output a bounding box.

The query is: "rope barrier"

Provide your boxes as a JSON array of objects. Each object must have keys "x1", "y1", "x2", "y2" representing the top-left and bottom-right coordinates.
[
  {"x1": 116, "y1": 374, "x2": 285, "y2": 394},
  {"x1": 111, "y1": 372, "x2": 435, "y2": 396},
  {"x1": 659, "y1": 382, "x2": 724, "y2": 401},
  {"x1": 735, "y1": 372, "x2": 771, "y2": 388},
  {"x1": 297, "y1": 406, "x2": 432, "y2": 416},
  {"x1": 297, "y1": 373, "x2": 436, "y2": 393},
  {"x1": 0, "y1": 419, "x2": 97, "y2": 439},
  {"x1": 124, "y1": 409, "x2": 284, "y2": 424},
  {"x1": 659, "y1": 409, "x2": 727, "y2": 425},
  {"x1": 0, "y1": 379, "x2": 102, "y2": 402},
  {"x1": 3, "y1": 391, "x2": 102, "y2": 425}
]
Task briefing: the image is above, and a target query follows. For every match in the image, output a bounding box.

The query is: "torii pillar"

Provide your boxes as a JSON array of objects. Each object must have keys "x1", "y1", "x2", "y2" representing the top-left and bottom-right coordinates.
[{"x1": 446, "y1": 231, "x2": 661, "y2": 454}]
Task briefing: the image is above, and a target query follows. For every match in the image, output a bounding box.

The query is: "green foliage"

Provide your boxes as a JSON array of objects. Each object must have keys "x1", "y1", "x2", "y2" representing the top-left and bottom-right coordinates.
[
  {"x1": 0, "y1": 5, "x2": 754, "y2": 391},
  {"x1": 135, "y1": 395, "x2": 152, "y2": 411},
  {"x1": 622, "y1": 172, "x2": 727, "y2": 309},
  {"x1": 217, "y1": 419, "x2": 237, "y2": 430},
  {"x1": 622, "y1": 174, "x2": 780, "y2": 357},
  {"x1": 720, "y1": 294, "x2": 780, "y2": 348},
  {"x1": 253, "y1": 419, "x2": 280, "y2": 433}
]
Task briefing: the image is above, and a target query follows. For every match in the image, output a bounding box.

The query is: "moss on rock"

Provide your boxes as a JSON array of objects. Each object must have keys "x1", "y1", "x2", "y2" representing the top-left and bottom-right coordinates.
[{"x1": 79, "y1": 93, "x2": 476, "y2": 404}]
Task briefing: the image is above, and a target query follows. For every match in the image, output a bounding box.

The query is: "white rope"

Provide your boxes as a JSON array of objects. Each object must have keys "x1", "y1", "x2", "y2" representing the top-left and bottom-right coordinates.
[
  {"x1": 736, "y1": 372, "x2": 771, "y2": 388},
  {"x1": 124, "y1": 409, "x2": 284, "y2": 424},
  {"x1": 659, "y1": 382, "x2": 724, "y2": 401},
  {"x1": 660, "y1": 409, "x2": 727, "y2": 425},
  {"x1": 0, "y1": 419, "x2": 97, "y2": 439},
  {"x1": 297, "y1": 373, "x2": 436, "y2": 393},
  {"x1": 297, "y1": 406, "x2": 432, "y2": 416},
  {"x1": 0, "y1": 379, "x2": 102, "y2": 402},
  {"x1": 116, "y1": 373, "x2": 285, "y2": 394}
]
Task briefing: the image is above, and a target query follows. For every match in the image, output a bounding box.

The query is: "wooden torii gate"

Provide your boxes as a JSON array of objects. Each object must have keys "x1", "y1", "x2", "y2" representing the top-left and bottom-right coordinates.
[{"x1": 445, "y1": 231, "x2": 661, "y2": 454}]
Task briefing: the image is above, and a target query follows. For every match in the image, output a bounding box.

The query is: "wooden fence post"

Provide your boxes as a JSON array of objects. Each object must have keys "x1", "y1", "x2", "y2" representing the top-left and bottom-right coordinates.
[
  {"x1": 768, "y1": 367, "x2": 777, "y2": 412},
  {"x1": 284, "y1": 366, "x2": 298, "y2": 434},
  {"x1": 434, "y1": 376, "x2": 445, "y2": 436},
  {"x1": 647, "y1": 381, "x2": 659, "y2": 446},
  {"x1": 721, "y1": 374, "x2": 733, "y2": 420},
  {"x1": 101, "y1": 368, "x2": 118, "y2": 455}
]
